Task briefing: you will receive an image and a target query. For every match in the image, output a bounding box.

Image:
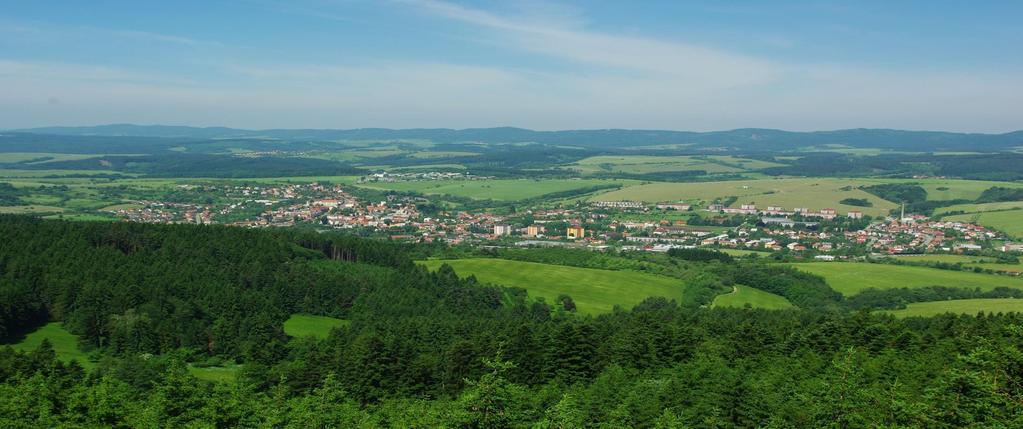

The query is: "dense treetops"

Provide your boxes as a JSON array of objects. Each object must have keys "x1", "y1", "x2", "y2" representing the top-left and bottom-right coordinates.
[{"x1": 3, "y1": 216, "x2": 1023, "y2": 427}]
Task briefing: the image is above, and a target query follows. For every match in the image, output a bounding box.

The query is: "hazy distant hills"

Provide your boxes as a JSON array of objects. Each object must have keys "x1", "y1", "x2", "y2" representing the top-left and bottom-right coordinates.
[{"x1": 11, "y1": 124, "x2": 1023, "y2": 152}]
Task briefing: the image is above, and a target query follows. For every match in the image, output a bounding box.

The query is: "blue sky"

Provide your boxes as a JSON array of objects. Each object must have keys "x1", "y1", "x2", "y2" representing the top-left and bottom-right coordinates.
[{"x1": 1, "y1": 0, "x2": 1020, "y2": 131}]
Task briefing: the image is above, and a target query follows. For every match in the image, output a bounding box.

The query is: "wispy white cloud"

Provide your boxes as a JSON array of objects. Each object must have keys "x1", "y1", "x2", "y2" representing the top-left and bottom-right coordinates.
[
  {"x1": 101, "y1": 28, "x2": 226, "y2": 47},
  {"x1": 398, "y1": 0, "x2": 780, "y2": 89},
  {"x1": 0, "y1": 1, "x2": 1021, "y2": 132}
]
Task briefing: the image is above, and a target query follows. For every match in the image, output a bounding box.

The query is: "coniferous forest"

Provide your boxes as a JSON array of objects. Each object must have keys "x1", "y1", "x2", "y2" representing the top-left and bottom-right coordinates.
[{"x1": 0, "y1": 215, "x2": 1021, "y2": 427}]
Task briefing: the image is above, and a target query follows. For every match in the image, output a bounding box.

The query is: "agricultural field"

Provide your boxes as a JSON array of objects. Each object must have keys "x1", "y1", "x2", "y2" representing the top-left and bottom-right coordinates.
[
  {"x1": 882, "y1": 254, "x2": 1022, "y2": 273},
  {"x1": 356, "y1": 178, "x2": 635, "y2": 201},
  {"x1": 792, "y1": 262, "x2": 1023, "y2": 296},
  {"x1": 712, "y1": 285, "x2": 794, "y2": 310},
  {"x1": 882, "y1": 298, "x2": 1023, "y2": 318},
  {"x1": 592, "y1": 177, "x2": 897, "y2": 216},
  {"x1": 883, "y1": 254, "x2": 997, "y2": 264},
  {"x1": 0, "y1": 205, "x2": 67, "y2": 214},
  {"x1": 935, "y1": 201, "x2": 1023, "y2": 216},
  {"x1": 0, "y1": 153, "x2": 107, "y2": 163},
  {"x1": 283, "y1": 314, "x2": 349, "y2": 339},
  {"x1": 944, "y1": 210, "x2": 1023, "y2": 238},
  {"x1": 408, "y1": 151, "x2": 480, "y2": 159},
  {"x1": 419, "y1": 258, "x2": 687, "y2": 314},
  {"x1": 568, "y1": 155, "x2": 747, "y2": 174},
  {"x1": 7, "y1": 322, "x2": 93, "y2": 369}
]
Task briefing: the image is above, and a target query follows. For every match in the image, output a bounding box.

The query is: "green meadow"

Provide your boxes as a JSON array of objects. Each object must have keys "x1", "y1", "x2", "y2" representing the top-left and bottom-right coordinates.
[
  {"x1": 592, "y1": 178, "x2": 897, "y2": 216},
  {"x1": 883, "y1": 254, "x2": 997, "y2": 264},
  {"x1": 792, "y1": 262, "x2": 1023, "y2": 296},
  {"x1": 882, "y1": 298, "x2": 1023, "y2": 317},
  {"x1": 569, "y1": 155, "x2": 743, "y2": 174},
  {"x1": 283, "y1": 314, "x2": 349, "y2": 339},
  {"x1": 712, "y1": 286, "x2": 794, "y2": 310},
  {"x1": 419, "y1": 258, "x2": 687, "y2": 315},
  {"x1": 935, "y1": 200, "x2": 1023, "y2": 216},
  {"x1": 187, "y1": 364, "x2": 242, "y2": 383},
  {"x1": 8, "y1": 322, "x2": 93, "y2": 369}
]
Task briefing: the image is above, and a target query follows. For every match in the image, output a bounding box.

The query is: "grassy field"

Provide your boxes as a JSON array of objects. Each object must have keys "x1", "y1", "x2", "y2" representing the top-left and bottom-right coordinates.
[
  {"x1": 882, "y1": 298, "x2": 1023, "y2": 317},
  {"x1": 712, "y1": 286, "x2": 794, "y2": 310},
  {"x1": 0, "y1": 205, "x2": 67, "y2": 214},
  {"x1": 283, "y1": 314, "x2": 349, "y2": 339},
  {"x1": 884, "y1": 254, "x2": 996, "y2": 264},
  {"x1": 188, "y1": 364, "x2": 242, "y2": 383},
  {"x1": 592, "y1": 178, "x2": 897, "y2": 216},
  {"x1": 568, "y1": 155, "x2": 745, "y2": 174},
  {"x1": 408, "y1": 151, "x2": 480, "y2": 159},
  {"x1": 356, "y1": 178, "x2": 635, "y2": 201},
  {"x1": 935, "y1": 201, "x2": 1023, "y2": 216},
  {"x1": 0, "y1": 153, "x2": 108, "y2": 163},
  {"x1": 944, "y1": 210, "x2": 1023, "y2": 238},
  {"x1": 882, "y1": 254, "x2": 1022, "y2": 273},
  {"x1": 419, "y1": 258, "x2": 687, "y2": 314},
  {"x1": 7, "y1": 322, "x2": 93, "y2": 369},
  {"x1": 792, "y1": 262, "x2": 1023, "y2": 296}
]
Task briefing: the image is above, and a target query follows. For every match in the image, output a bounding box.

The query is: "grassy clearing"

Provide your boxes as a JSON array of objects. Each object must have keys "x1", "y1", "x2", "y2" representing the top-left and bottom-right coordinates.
[
  {"x1": 419, "y1": 258, "x2": 687, "y2": 315},
  {"x1": 882, "y1": 298, "x2": 1023, "y2": 317},
  {"x1": 792, "y1": 262, "x2": 1023, "y2": 296},
  {"x1": 188, "y1": 364, "x2": 242, "y2": 383},
  {"x1": 356, "y1": 178, "x2": 635, "y2": 201},
  {"x1": 712, "y1": 286, "x2": 794, "y2": 310},
  {"x1": 592, "y1": 178, "x2": 897, "y2": 216},
  {"x1": 8, "y1": 322, "x2": 93, "y2": 369},
  {"x1": 43, "y1": 213, "x2": 119, "y2": 222},
  {"x1": 283, "y1": 314, "x2": 349, "y2": 339},
  {"x1": 945, "y1": 210, "x2": 1023, "y2": 238}
]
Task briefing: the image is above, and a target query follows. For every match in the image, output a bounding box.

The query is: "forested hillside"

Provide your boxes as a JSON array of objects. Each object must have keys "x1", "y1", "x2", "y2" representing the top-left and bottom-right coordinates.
[{"x1": 2, "y1": 216, "x2": 1023, "y2": 427}]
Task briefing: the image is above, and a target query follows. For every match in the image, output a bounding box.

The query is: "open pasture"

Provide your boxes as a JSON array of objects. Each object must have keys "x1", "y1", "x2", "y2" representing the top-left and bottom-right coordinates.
[
  {"x1": 592, "y1": 178, "x2": 897, "y2": 216},
  {"x1": 356, "y1": 178, "x2": 634, "y2": 201},
  {"x1": 283, "y1": 314, "x2": 349, "y2": 339},
  {"x1": 792, "y1": 262, "x2": 1023, "y2": 296},
  {"x1": 419, "y1": 258, "x2": 687, "y2": 314},
  {"x1": 7, "y1": 322, "x2": 93, "y2": 369},
  {"x1": 882, "y1": 298, "x2": 1023, "y2": 317},
  {"x1": 712, "y1": 285, "x2": 794, "y2": 310}
]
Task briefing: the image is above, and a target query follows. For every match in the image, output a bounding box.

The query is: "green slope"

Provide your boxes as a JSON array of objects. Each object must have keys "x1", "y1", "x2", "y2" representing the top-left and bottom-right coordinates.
[
  {"x1": 792, "y1": 262, "x2": 1023, "y2": 296},
  {"x1": 419, "y1": 258, "x2": 686, "y2": 314},
  {"x1": 712, "y1": 285, "x2": 795, "y2": 310}
]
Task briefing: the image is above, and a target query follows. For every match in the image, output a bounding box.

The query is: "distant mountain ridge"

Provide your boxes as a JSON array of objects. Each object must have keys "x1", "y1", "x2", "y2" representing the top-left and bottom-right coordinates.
[{"x1": 11, "y1": 124, "x2": 1023, "y2": 151}]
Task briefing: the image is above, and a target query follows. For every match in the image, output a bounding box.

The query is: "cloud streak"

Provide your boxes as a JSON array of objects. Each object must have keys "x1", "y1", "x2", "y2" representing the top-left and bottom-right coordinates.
[{"x1": 0, "y1": 1, "x2": 1020, "y2": 132}]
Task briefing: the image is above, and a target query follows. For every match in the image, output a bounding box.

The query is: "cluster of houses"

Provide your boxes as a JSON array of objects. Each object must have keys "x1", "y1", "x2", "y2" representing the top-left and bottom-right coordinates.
[
  {"x1": 359, "y1": 171, "x2": 493, "y2": 183},
  {"x1": 704, "y1": 203, "x2": 860, "y2": 220},
  {"x1": 109, "y1": 184, "x2": 1020, "y2": 258}
]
